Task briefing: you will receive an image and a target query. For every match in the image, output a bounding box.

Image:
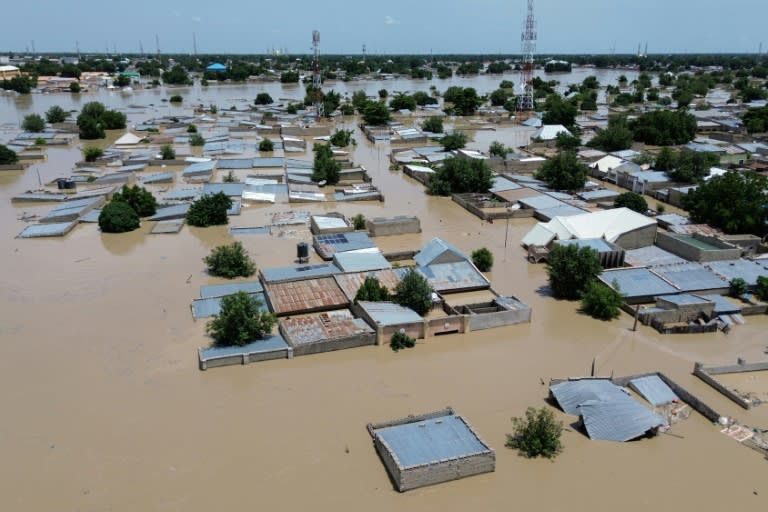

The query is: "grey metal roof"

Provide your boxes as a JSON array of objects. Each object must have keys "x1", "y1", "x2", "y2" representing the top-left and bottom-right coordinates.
[
  {"x1": 535, "y1": 204, "x2": 587, "y2": 220},
  {"x1": 578, "y1": 399, "x2": 665, "y2": 442},
  {"x1": 182, "y1": 161, "x2": 216, "y2": 176},
  {"x1": 192, "y1": 292, "x2": 268, "y2": 319},
  {"x1": 489, "y1": 176, "x2": 522, "y2": 193},
  {"x1": 284, "y1": 158, "x2": 313, "y2": 169},
  {"x1": 79, "y1": 209, "x2": 101, "y2": 223},
  {"x1": 550, "y1": 379, "x2": 628, "y2": 415},
  {"x1": 314, "y1": 232, "x2": 377, "y2": 256},
  {"x1": 150, "y1": 219, "x2": 184, "y2": 234},
  {"x1": 261, "y1": 263, "x2": 340, "y2": 283},
  {"x1": 624, "y1": 246, "x2": 686, "y2": 268},
  {"x1": 518, "y1": 195, "x2": 564, "y2": 210},
  {"x1": 333, "y1": 252, "x2": 391, "y2": 272},
  {"x1": 227, "y1": 200, "x2": 241, "y2": 216},
  {"x1": 199, "y1": 334, "x2": 289, "y2": 360},
  {"x1": 374, "y1": 414, "x2": 491, "y2": 469},
  {"x1": 252, "y1": 157, "x2": 285, "y2": 168},
  {"x1": 163, "y1": 188, "x2": 201, "y2": 201},
  {"x1": 555, "y1": 238, "x2": 616, "y2": 253},
  {"x1": 705, "y1": 259, "x2": 768, "y2": 286},
  {"x1": 148, "y1": 204, "x2": 190, "y2": 221},
  {"x1": 12, "y1": 193, "x2": 67, "y2": 202},
  {"x1": 141, "y1": 172, "x2": 175, "y2": 184},
  {"x1": 414, "y1": 237, "x2": 467, "y2": 267},
  {"x1": 230, "y1": 226, "x2": 270, "y2": 235},
  {"x1": 652, "y1": 263, "x2": 727, "y2": 292},
  {"x1": 417, "y1": 261, "x2": 489, "y2": 293},
  {"x1": 577, "y1": 189, "x2": 620, "y2": 201},
  {"x1": 655, "y1": 213, "x2": 690, "y2": 227},
  {"x1": 18, "y1": 221, "x2": 77, "y2": 238},
  {"x1": 660, "y1": 293, "x2": 710, "y2": 306},
  {"x1": 200, "y1": 281, "x2": 264, "y2": 298},
  {"x1": 696, "y1": 294, "x2": 742, "y2": 315},
  {"x1": 358, "y1": 301, "x2": 423, "y2": 325},
  {"x1": 599, "y1": 268, "x2": 679, "y2": 299},
  {"x1": 39, "y1": 196, "x2": 103, "y2": 223},
  {"x1": 334, "y1": 190, "x2": 382, "y2": 201},
  {"x1": 629, "y1": 376, "x2": 679, "y2": 406},
  {"x1": 202, "y1": 183, "x2": 245, "y2": 197},
  {"x1": 216, "y1": 159, "x2": 254, "y2": 169}
]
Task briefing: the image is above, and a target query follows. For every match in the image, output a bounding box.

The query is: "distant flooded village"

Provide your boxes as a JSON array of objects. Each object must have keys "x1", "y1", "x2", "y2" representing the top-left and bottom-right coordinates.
[{"x1": 1, "y1": 39, "x2": 768, "y2": 511}]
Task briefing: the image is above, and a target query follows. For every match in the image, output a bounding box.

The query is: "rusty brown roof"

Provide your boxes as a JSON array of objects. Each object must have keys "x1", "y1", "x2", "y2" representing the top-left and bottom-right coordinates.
[
  {"x1": 264, "y1": 277, "x2": 349, "y2": 316},
  {"x1": 333, "y1": 269, "x2": 404, "y2": 301},
  {"x1": 279, "y1": 312, "x2": 374, "y2": 345}
]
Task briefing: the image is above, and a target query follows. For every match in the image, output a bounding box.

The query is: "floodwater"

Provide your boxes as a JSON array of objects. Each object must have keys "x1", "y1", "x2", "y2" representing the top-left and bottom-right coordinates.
[{"x1": 1, "y1": 71, "x2": 767, "y2": 511}]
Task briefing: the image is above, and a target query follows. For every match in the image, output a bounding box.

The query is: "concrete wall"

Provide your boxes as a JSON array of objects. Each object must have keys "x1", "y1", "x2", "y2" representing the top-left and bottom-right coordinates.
[
  {"x1": 425, "y1": 314, "x2": 465, "y2": 336},
  {"x1": 656, "y1": 232, "x2": 741, "y2": 262},
  {"x1": 281, "y1": 126, "x2": 331, "y2": 137},
  {"x1": 451, "y1": 193, "x2": 527, "y2": 221},
  {"x1": 285, "y1": 333, "x2": 377, "y2": 357},
  {"x1": 198, "y1": 346, "x2": 293, "y2": 370},
  {"x1": 614, "y1": 224, "x2": 657, "y2": 250},
  {"x1": 467, "y1": 306, "x2": 532, "y2": 331},
  {"x1": 367, "y1": 216, "x2": 421, "y2": 237},
  {"x1": 397, "y1": 452, "x2": 495, "y2": 492}
]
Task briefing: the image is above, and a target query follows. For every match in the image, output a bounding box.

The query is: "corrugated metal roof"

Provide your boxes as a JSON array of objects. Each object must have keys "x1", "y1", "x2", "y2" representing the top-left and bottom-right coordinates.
[
  {"x1": 550, "y1": 379, "x2": 628, "y2": 415},
  {"x1": 577, "y1": 189, "x2": 620, "y2": 201},
  {"x1": 216, "y1": 159, "x2": 254, "y2": 169},
  {"x1": 696, "y1": 294, "x2": 742, "y2": 315},
  {"x1": 192, "y1": 292, "x2": 268, "y2": 318},
  {"x1": 312, "y1": 216, "x2": 349, "y2": 230},
  {"x1": 629, "y1": 376, "x2": 679, "y2": 406},
  {"x1": 202, "y1": 183, "x2": 245, "y2": 197},
  {"x1": 521, "y1": 223, "x2": 556, "y2": 247},
  {"x1": 599, "y1": 268, "x2": 678, "y2": 299},
  {"x1": 374, "y1": 414, "x2": 492, "y2": 469},
  {"x1": 490, "y1": 176, "x2": 522, "y2": 193},
  {"x1": 199, "y1": 335, "x2": 289, "y2": 360},
  {"x1": 334, "y1": 190, "x2": 382, "y2": 201},
  {"x1": 519, "y1": 195, "x2": 565, "y2": 210},
  {"x1": 578, "y1": 399, "x2": 665, "y2": 442},
  {"x1": 182, "y1": 161, "x2": 216, "y2": 176},
  {"x1": 264, "y1": 277, "x2": 349, "y2": 315},
  {"x1": 200, "y1": 281, "x2": 264, "y2": 299},
  {"x1": 414, "y1": 237, "x2": 467, "y2": 267},
  {"x1": 279, "y1": 312, "x2": 373, "y2": 345},
  {"x1": 261, "y1": 263, "x2": 339, "y2": 283},
  {"x1": 417, "y1": 261, "x2": 489, "y2": 293},
  {"x1": 314, "y1": 231, "x2": 377, "y2": 259},
  {"x1": 164, "y1": 188, "x2": 201, "y2": 201},
  {"x1": 141, "y1": 172, "x2": 174, "y2": 184},
  {"x1": 333, "y1": 252, "x2": 391, "y2": 273},
  {"x1": 555, "y1": 238, "x2": 616, "y2": 253},
  {"x1": 150, "y1": 219, "x2": 184, "y2": 234},
  {"x1": 18, "y1": 221, "x2": 77, "y2": 238},
  {"x1": 358, "y1": 301, "x2": 423, "y2": 325},
  {"x1": 333, "y1": 269, "x2": 405, "y2": 301},
  {"x1": 148, "y1": 204, "x2": 190, "y2": 221},
  {"x1": 652, "y1": 263, "x2": 727, "y2": 292},
  {"x1": 252, "y1": 157, "x2": 286, "y2": 168},
  {"x1": 706, "y1": 259, "x2": 768, "y2": 286}
]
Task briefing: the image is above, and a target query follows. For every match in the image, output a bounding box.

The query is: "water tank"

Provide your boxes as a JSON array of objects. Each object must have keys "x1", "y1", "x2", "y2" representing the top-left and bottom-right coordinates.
[{"x1": 297, "y1": 242, "x2": 309, "y2": 262}]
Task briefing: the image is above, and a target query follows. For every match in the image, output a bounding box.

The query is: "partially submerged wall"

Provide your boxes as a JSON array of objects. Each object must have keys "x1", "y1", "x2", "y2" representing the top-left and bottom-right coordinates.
[
  {"x1": 367, "y1": 216, "x2": 421, "y2": 237},
  {"x1": 694, "y1": 359, "x2": 768, "y2": 410}
]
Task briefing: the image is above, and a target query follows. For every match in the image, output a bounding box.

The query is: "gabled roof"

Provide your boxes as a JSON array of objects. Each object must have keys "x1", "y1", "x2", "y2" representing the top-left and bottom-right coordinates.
[
  {"x1": 578, "y1": 399, "x2": 665, "y2": 442},
  {"x1": 414, "y1": 237, "x2": 468, "y2": 267},
  {"x1": 524, "y1": 207, "x2": 656, "y2": 245},
  {"x1": 591, "y1": 155, "x2": 625, "y2": 173},
  {"x1": 531, "y1": 124, "x2": 571, "y2": 141},
  {"x1": 114, "y1": 132, "x2": 143, "y2": 145}
]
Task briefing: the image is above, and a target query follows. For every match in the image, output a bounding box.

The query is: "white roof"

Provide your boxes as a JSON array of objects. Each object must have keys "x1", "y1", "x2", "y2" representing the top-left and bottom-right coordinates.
[
  {"x1": 523, "y1": 207, "x2": 656, "y2": 244},
  {"x1": 114, "y1": 132, "x2": 143, "y2": 145},
  {"x1": 405, "y1": 164, "x2": 435, "y2": 174},
  {"x1": 521, "y1": 223, "x2": 556, "y2": 247},
  {"x1": 532, "y1": 124, "x2": 572, "y2": 141},
  {"x1": 704, "y1": 167, "x2": 728, "y2": 181},
  {"x1": 591, "y1": 155, "x2": 626, "y2": 173},
  {"x1": 0, "y1": 65, "x2": 20, "y2": 72}
]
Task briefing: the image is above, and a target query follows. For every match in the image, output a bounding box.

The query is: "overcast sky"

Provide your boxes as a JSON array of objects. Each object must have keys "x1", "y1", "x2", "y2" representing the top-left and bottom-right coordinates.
[{"x1": 2, "y1": 0, "x2": 766, "y2": 55}]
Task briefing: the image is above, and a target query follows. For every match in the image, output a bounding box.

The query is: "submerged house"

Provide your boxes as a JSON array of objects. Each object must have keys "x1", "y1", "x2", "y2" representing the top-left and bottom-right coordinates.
[{"x1": 414, "y1": 238, "x2": 490, "y2": 294}]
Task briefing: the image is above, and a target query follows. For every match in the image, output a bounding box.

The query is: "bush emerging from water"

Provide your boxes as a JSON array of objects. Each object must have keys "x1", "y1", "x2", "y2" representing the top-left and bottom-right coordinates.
[
  {"x1": 98, "y1": 200, "x2": 140, "y2": 233},
  {"x1": 355, "y1": 276, "x2": 391, "y2": 303},
  {"x1": 471, "y1": 247, "x2": 494, "y2": 272},
  {"x1": 393, "y1": 268, "x2": 434, "y2": 316},
  {"x1": 0, "y1": 144, "x2": 19, "y2": 165},
  {"x1": 112, "y1": 184, "x2": 157, "y2": 217},
  {"x1": 352, "y1": 213, "x2": 366, "y2": 230},
  {"x1": 258, "y1": 138, "x2": 274, "y2": 152},
  {"x1": 186, "y1": 192, "x2": 233, "y2": 227},
  {"x1": 206, "y1": 291, "x2": 276, "y2": 347},
  {"x1": 390, "y1": 331, "x2": 416, "y2": 352},
  {"x1": 506, "y1": 407, "x2": 563, "y2": 459},
  {"x1": 580, "y1": 280, "x2": 623, "y2": 320},
  {"x1": 203, "y1": 241, "x2": 256, "y2": 279}
]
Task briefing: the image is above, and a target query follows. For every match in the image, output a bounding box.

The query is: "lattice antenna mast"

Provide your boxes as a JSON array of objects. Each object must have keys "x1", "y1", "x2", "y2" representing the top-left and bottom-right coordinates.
[
  {"x1": 312, "y1": 30, "x2": 324, "y2": 119},
  {"x1": 517, "y1": 0, "x2": 537, "y2": 111}
]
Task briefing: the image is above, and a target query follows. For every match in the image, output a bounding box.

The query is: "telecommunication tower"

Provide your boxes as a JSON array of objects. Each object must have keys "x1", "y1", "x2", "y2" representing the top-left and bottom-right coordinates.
[
  {"x1": 516, "y1": 0, "x2": 537, "y2": 112},
  {"x1": 312, "y1": 30, "x2": 324, "y2": 118}
]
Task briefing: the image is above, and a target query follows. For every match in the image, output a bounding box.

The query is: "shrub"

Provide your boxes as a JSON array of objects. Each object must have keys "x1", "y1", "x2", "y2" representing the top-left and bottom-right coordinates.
[
  {"x1": 756, "y1": 276, "x2": 768, "y2": 301},
  {"x1": 427, "y1": 157, "x2": 493, "y2": 196},
  {"x1": 355, "y1": 276, "x2": 391, "y2": 302},
  {"x1": 34, "y1": 137, "x2": 47, "y2": 146},
  {"x1": 254, "y1": 92, "x2": 273, "y2": 105},
  {"x1": 506, "y1": 407, "x2": 563, "y2": 459},
  {"x1": 187, "y1": 124, "x2": 198, "y2": 133},
  {"x1": 546, "y1": 244, "x2": 602, "y2": 300},
  {"x1": 536, "y1": 151, "x2": 589, "y2": 192},
  {"x1": 352, "y1": 213, "x2": 366, "y2": 230},
  {"x1": 83, "y1": 146, "x2": 104, "y2": 162},
  {"x1": 258, "y1": 138, "x2": 274, "y2": 152},
  {"x1": 422, "y1": 116, "x2": 444, "y2": 133},
  {"x1": 22, "y1": 113, "x2": 46, "y2": 132},
  {"x1": 169, "y1": 94, "x2": 183, "y2": 103},
  {"x1": 440, "y1": 132, "x2": 468, "y2": 151},
  {"x1": 311, "y1": 144, "x2": 341, "y2": 185},
  {"x1": 112, "y1": 184, "x2": 157, "y2": 217},
  {"x1": 189, "y1": 133, "x2": 205, "y2": 146},
  {"x1": 204, "y1": 241, "x2": 256, "y2": 279},
  {"x1": 489, "y1": 141, "x2": 508, "y2": 158},
  {"x1": 729, "y1": 277, "x2": 748, "y2": 298},
  {"x1": 330, "y1": 129, "x2": 354, "y2": 147},
  {"x1": 390, "y1": 331, "x2": 416, "y2": 352},
  {"x1": 98, "y1": 200, "x2": 140, "y2": 233},
  {"x1": 222, "y1": 170, "x2": 238, "y2": 183},
  {"x1": 471, "y1": 247, "x2": 494, "y2": 272},
  {"x1": 206, "y1": 291, "x2": 276, "y2": 347},
  {"x1": 0, "y1": 144, "x2": 19, "y2": 164},
  {"x1": 393, "y1": 268, "x2": 434, "y2": 316},
  {"x1": 69, "y1": 81, "x2": 81, "y2": 93},
  {"x1": 580, "y1": 280, "x2": 623, "y2": 320},
  {"x1": 186, "y1": 192, "x2": 233, "y2": 227},
  {"x1": 160, "y1": 144, "x2": 176, "y2": 160},
  {"x1": 614, "y1": 192, "x2": 648, "y2": 213}
]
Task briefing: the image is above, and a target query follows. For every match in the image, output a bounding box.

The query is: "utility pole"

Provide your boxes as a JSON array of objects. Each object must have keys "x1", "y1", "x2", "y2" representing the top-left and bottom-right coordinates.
[
  {"x1": 156, "y1": 34, "x2": 160, "y2": 58},
  {"x1": 312, "y1": 30, "x2": 323, "y2": 119},
  {"x1": 516, "y1": 0, "x2": 536, "y2": 112},
  {"x1": 193, "y1": 32, "x2": 198, "y2": 56}
]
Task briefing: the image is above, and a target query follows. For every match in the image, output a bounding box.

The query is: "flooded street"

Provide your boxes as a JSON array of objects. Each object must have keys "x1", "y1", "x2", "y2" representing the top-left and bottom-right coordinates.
[{"x1": 1, "y1": 73, "x2": 767, "y2": 511}]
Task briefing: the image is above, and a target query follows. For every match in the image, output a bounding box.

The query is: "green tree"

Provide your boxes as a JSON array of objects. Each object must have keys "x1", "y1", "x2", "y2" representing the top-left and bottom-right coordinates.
[
  {"x1": 204, "y1": 241, "x2": 256, "y2": 278},
  {"x1": 69, "y1": 81, "x2": 81, "y2": 93},
  {"x1": 83, "y1": 146, "x2": 103, "y2": 162},
  {"x1": 206, "y1": 292, "x2": 277, "y2": 347},
  {"x1": 440, "y1": 132, "x2": 468, "y2": 151},
  {"x1": 45, "y1": 105, "x2": 67, "y2": 124},
  {"x1": 351, "y1": 213, "x2": 366, "y2": 230},
  {"x1": 546, "y1": 244, "x2": 602, "y2": 300},
  {"x1": 542, "y1": 94, "x2": 578, "y2": 128},
  {"x1": 0, "y1": 144, "x2": 19, "y2": 164},
  {"x1": 428, "y1": 157, "x2": 494, "y2": 196},
  {"x1": 614, "y1": 192, "x2": 648, "y2": 213},
  {"x1": 422, "y1": 116, "x2": 444, "y2": 133},
  {"x1": 654, "y1": 146, "x2": 677, "y2": 171},
  {"x1": 536, "y1": 151, "x2": 589, "y2": 192},
  {"x1": 162, "y1": 65, "x2": 191, "y2": 85},
  {"x1": 280, "y1": 71, "x2": 299, "y2": 83},
  {"x1": 98, "y1": 200, "x2": 140, "y2": 233},
  {"x1": 355, "y1": 276, "x2": 391, "y2": 302},
  {"x1": 112, "y1": 184, "x2": 158, "y2": 217},
  {"x1": 412, "y1": 91, "x2": 437, "y2": 106},
  {"x1": 393, "y1": 268, "x2": 434, "y2": 316},
  {"x1": 668, "y1": 150, "x2": 720, "y2": 183},
  {"x1": 254, "y1": 92, "x2": 273, "y2": 105},
  {"x1": 756, "y1": 276, "x2": 768, "y2": 301},
  {"x1": 190, "y1": 133, "x2": 205, "y2": 146},
  {"x1": 188, "y1": 124, "x2": 198, "y2": 133},
  {"x1": 311, "y1": 144, "x2": 341, "y2": 185},
  {"x1": 728, "y1": 277, "x2": 748, "y2": 298},
  {"x1": 587, "y1": 116, "x2": 633, "y2": 152},
  {"x1": 555, "y1": 132, "x2": 582, "y2": 152},
  {"x1": 506, "y1": 407, "x2": 563, "y2": 459},
  {"x1": 362, "y1": 101, "x2": 391, "y2": 125},
  {"x1": 169, "y1": 94, "x2": 183, "y2": 103},
  {"x1": 471, "y1": 247, "x2": 494, "y2": 272},
  {"x1": 22, "y1": 113, "x2": 45, "y2": 132},
  {"x1": 114, "y1": 74, "x2": 130, "y2": 88},
  {"x1": 489, "y1": 141, "x2": 509, "y2": 158},
  {"x1": 681, "y1": 170, "x2": 768, "y2": 235},
  {"x1": 157, "y1": 145, "x2": 174, "y2": 160},
  {"x1": 742, "y1": 106, "x2": 768, "y2": 133},
  {"x1": 186, "y1": 192, "x2": 233, "y2": 227},
  {"x1": 443, "y1": 86, "x2": 482, "y2": 116},
  {"x1": 76, "y1": 101, "x2": 125, "y2": 139},
  {"x1": 630, "y1": 110, "x2": 697, "y2": 145},
  {"x1": 390, "y1": 331, "x2": 416, "y2": 352},
  {"x1": 330, "y1": 129, "x2": 354, "y2": 147},
  {"x1": 581, "y1": 280, "x2": 623, "y2": 320},
  {"x1": 259, "y1": 138, "x2": 274, "y2": 152},
  {"x1": 389, "y1": 93, "x2": 417, "y2": 111}
]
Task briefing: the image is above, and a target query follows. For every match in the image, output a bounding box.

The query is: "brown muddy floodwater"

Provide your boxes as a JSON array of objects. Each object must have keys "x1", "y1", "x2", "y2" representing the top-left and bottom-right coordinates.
[{"x1": 1, "y1": 83, "x2": 767, "y2": 512}]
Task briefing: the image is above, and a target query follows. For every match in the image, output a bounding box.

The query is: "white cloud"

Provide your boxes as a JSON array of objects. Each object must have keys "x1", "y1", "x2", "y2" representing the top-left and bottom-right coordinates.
[{"x1": 384, "y1": 15, "x2": 399, "y2": 25}]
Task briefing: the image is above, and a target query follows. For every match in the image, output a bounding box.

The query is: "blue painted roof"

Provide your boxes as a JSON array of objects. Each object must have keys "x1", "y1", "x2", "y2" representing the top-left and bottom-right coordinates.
[
  {"x1": 550, "y1": 379, "x2": 628, "y2": 415},
  {"x1": 652, "y1": 263, "x2": 727, "y2": 292},
  {"x1": 578, "y1": 398, "x2": 665, "y2": 442},
  {"x1": 706, "y1": 259, "x2": 768, "y2": 286},
  {"x1": 374, "y1": 414, "x2": 491, "y2": 469},
  {"x1": 206, "y1": 63, "x2": 227, "y2": 71},
  {"x1": 599, "y1": 268, "x2": 678, "y2": 299},
  {"x1": 414, "y1": 237, "x2": 467, "y2": 267},
  {"x1": 358, "y1": 301, "x2": 423, "y2": 325},
  {"x1": 417, "y1": 261, "x2": 489, "y2": 293},
  {"x1": 629, "y1": 376, "x2": 679, "y2": 406},
  {"x1": 555, "y1": 238, "x2": 615, "y2": 253},
  {"x1": 199, "y1": 335, "x2": 289, "y2": 361}
]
